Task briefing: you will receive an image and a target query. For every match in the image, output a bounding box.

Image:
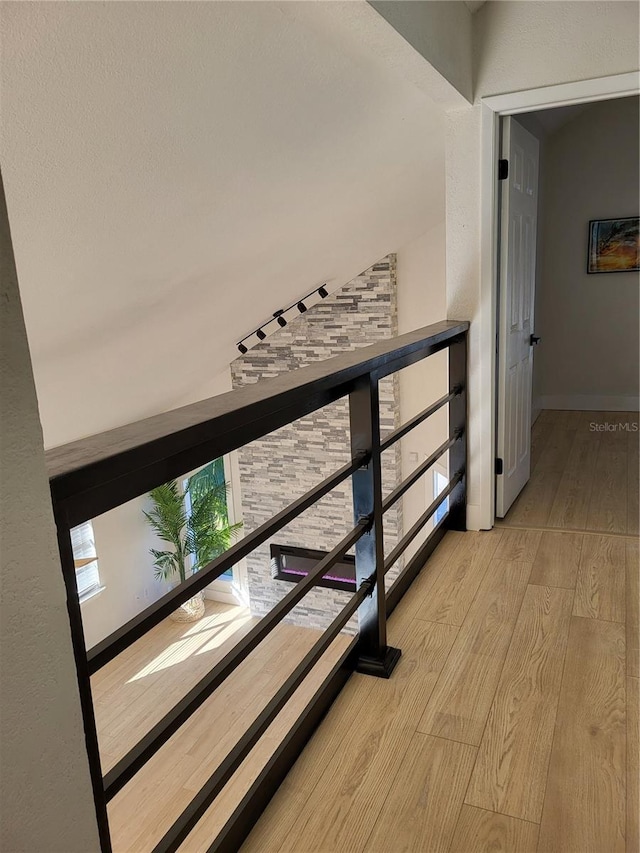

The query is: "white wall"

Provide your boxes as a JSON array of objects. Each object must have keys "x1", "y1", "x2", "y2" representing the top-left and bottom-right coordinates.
[
  {"x1": 0, "y1": 175, "x2": 100, "y2": 852},
  {"x1": 533, "y1": 97, "x2": 640, "y2": 411},
  {"x1": 445, "y1": 0, "x2": 639, "y2": 528},
  {"x1": 474, "y1": 1, "x2": 640, "y2": 98},
  {"x1": 1, "y1": 0, "x2": 446, "y2": 449},
  {"x1": 370, "y1": 1, "x2": 473, "y2": 102},
  {"x1": 81, "y1": 497, "x2": 166, "y2": 650},
  {"x1": 396, "y1": 222, "x2": 449, "y2": 558}
]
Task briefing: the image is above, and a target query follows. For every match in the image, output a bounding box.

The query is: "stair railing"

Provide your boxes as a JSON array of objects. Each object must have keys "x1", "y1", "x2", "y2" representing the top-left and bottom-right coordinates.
[{"x1": 47, "y1": 319, "x2": 468, "y2": 853}]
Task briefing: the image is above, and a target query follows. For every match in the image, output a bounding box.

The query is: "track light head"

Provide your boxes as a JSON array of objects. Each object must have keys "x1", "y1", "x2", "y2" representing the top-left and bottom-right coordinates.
[
  {"x1": 237, "y1": 343, "x2": 248, "y2": 355},
  {"x1": 297, "y1": 301, "x2": 307, "y2": 313},
  {"x1": 273, "y1": 309, "x2": 287, "y2": 328},
  {"x1": 318, "y1": 286, "x2": 328, "y2": 299},
  {"x1": 256, "y1": 328, "x2": 267, "y2": 340}
]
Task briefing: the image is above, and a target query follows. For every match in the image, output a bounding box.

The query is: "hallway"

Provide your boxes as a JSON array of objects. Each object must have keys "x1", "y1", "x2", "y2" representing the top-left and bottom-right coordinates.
[
  {"x1": 241, "y1": 411, "x2": 639, "y2": 853},
  {"x1": 501, "y1": 410, "x2": 638, "y2": 536}
]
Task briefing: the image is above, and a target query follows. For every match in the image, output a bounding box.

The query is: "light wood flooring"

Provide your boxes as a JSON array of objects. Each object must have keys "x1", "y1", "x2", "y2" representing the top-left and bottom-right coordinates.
[
  {"x1": 501, "y1": 410, "x2": 639, "y2": 536},
  {"x1": 241, "y1": 411, "x2": 639, "y2": 853},
  {"x1": 95, "y1": 409, "x2": 639, "y2": 852},
  {"x1": 92, "y1": 602, "x2": 352, "y2": 852}
]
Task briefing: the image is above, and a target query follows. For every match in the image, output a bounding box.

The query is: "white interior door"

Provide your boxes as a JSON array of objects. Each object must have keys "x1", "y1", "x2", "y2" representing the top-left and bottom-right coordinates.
[{"x1": 496, "y1": 117, "x2": 539, "y2": 517}]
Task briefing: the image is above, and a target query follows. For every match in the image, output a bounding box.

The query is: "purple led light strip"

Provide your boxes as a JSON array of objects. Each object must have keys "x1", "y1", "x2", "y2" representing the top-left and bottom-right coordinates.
[{"x1": 282, "y1": 568, "x2": 355, "y2": 585}]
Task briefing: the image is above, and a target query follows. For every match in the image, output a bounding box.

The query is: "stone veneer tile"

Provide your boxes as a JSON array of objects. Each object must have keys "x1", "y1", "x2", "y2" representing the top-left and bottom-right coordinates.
[{"x1": 231, "y1": 256, "x2": 402, "y2": 633}]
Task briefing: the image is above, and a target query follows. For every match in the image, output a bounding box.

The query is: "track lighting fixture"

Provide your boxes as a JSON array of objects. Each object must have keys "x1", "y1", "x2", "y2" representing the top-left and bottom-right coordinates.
[{"x1": 238, "y1": 284, "x2": 330, "y2": 355}]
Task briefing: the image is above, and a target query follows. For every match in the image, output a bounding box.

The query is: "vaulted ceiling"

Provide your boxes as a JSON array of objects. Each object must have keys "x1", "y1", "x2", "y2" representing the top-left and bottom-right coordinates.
[{"x1": 1, "y1": 1, "x2": 446, "y2": 447}]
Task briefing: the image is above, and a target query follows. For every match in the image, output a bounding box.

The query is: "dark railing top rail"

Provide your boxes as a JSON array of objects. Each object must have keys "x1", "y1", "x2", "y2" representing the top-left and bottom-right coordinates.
[{"x1": 46, "y1": 320, "x2": 468, "y2": 525}]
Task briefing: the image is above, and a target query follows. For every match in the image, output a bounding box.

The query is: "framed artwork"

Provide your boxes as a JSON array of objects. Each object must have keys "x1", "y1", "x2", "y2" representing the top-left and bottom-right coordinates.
[{"x1": 588, "y1": 217, "x2": 640, "y2": 273}]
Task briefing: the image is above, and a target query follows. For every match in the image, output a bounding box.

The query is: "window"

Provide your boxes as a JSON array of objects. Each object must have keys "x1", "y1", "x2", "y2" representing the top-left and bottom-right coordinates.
[
  {"x1": 433, "y1": 470, "x2": 449, "y2": 526},
  {"x1": 183, "y1": 458, "x2": 236, "y2": 581},
  {"x1": 71, "y1": 520, "x2": 102, "y2": 600}
]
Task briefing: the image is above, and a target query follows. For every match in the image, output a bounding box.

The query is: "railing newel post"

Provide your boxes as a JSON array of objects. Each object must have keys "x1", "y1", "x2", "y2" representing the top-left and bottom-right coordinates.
[
  {"x1": 447, "y1": 334, "x2": 468, "y2": 531},
  {"x1": 53, "y1": 506, "x2": 112, "y2": 853},
  {"x1": 349, "y1": 372, "x2": 401, "y2": 679}
]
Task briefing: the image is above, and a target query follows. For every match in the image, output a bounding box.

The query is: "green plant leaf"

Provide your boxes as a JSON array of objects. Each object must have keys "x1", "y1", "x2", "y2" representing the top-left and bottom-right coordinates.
[{"x1": 144, "y1": 460, "x2": 243, "y2": 584}]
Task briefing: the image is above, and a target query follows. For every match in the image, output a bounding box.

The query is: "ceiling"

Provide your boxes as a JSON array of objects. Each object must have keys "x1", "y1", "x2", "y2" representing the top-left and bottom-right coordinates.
[
  {"x1": 529, "y1": 102, "x2": 593, "y2": 135},
  {"x1": 1, "y1": 1, "x2": 446, "y2": 448}
]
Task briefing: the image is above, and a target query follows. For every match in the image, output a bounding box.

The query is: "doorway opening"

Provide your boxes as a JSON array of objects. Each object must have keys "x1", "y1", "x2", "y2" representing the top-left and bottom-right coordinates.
[{"x1": 482, "y1": 75, "x2": 639, "y2": 530}]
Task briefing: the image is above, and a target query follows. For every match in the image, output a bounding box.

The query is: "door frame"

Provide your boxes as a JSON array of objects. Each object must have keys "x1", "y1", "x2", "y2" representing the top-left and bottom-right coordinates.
[{"x1": 479, "y1": 71, "x2": 639, "y2": 529}]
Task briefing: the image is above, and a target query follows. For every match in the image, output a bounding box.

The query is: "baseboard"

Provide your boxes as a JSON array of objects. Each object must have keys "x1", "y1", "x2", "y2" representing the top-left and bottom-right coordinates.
[
  {"x1": 204, "y1": 585, "x2": 245, "y2": 606},
  {"x1": 538, "y1": 394, "x2": 639, "y2": 412},
  {"x1": 466, "y1": 502, "x2": 492, "y2": 532}
]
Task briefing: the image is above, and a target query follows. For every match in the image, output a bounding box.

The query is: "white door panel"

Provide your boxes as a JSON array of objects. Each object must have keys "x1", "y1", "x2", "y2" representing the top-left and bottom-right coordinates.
[{"x1": 496, "y1": 117, "x2": 539, "y2": 517}]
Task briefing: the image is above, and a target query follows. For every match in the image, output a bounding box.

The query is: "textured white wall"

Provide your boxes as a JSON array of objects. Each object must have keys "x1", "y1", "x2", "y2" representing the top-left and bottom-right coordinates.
[
  {"x1": 80, "y1": 497, "x2": 166, "y2": 650},
  {"x1": 474, "y1": 1, "x2": 639, "y2": 98},
  {"x1": 396, "y1": 223, "x2": 449, "y2": 557},
  {"x1": 534, "y1": 97, "x2": 640, "y2": 410},
  {"x1": 370, "y1": 1, "x2": 473, "y2": 102},
  {"x1": 1, "y1": 0, "x2": 446, "y2": 448},
  {"x1": 0, "y1": 175, "x2": 100, "y2": 852}
]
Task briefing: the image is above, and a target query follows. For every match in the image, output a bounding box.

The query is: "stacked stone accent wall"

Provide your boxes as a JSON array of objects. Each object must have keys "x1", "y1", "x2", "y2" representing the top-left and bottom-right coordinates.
[{"x1": 230, "y1": 256, "x2": 402, "y2": 632}]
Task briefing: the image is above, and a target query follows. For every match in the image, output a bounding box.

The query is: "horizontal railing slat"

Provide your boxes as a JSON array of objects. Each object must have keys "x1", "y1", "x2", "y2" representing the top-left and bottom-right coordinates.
[
  {"x1": 88, "y1": 455, "x2": 367, "y2": 674},
  {"x1": 380, "y1": 387, "x2": 461, "y2": 452},
  {"x1": 150, "y1": 581, "x2": 372, "y2": 853},
  {"x1": 383, "y1": 469, "x2": 463, "y2": 575},
  {"x1": 205, "y1": 637, "x2": 360, "y2": 853},
  {"x1": 381, "y1": 433, "x2": 459, "y2": 514},
  {"x1": 102, "y1": 519, "x2": 369, "y2": 800},
  {"x1": 385, "y1": 523, "x2": 448, "y2": 619}
]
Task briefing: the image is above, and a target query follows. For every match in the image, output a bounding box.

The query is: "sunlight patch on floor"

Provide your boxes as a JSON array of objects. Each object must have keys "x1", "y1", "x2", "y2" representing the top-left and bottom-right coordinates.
[{"x1": 127, "y1": 604, "x2": 251, "y2": 682}]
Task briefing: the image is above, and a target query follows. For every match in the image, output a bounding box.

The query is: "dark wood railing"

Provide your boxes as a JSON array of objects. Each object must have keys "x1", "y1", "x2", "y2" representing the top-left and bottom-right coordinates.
[{"x1": 47, "y1": 319, "x2": 469, "y2": 853}]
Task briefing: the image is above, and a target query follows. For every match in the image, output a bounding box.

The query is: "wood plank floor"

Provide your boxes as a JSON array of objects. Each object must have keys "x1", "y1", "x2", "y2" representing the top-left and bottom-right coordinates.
[
  {"x1": 242, "y1": 409, "x2": 638, "y2": 853},
  {"x1": 98, "y1": 409, "x2": 637, "y2": 852},
  {"x1": 91, "y1": 602, "x2": 353, "y2": 852},
  {"x1": 502, "y1": 410, "x2": 639, "y2": 536}
]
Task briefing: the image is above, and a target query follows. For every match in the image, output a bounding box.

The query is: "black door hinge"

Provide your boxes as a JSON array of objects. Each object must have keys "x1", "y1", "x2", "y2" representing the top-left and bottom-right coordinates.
[
  {"x1": 495, "y1": 457, "x2": 504, "y2": 475},
  {"x1": 498, "y1": 159, "x2": 509, "y2": 180}
]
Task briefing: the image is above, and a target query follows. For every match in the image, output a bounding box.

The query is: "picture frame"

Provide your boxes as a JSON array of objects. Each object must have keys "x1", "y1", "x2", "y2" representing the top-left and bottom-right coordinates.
[{"x1": 587, "y1": 216, "x2": 640, "y2": 274}]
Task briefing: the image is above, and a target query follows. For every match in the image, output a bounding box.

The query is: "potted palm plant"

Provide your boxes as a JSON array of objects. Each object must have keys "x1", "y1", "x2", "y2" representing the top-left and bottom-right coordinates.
[{"x1": 144, "y1": 459, "x2": 242, "y2": 622}]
